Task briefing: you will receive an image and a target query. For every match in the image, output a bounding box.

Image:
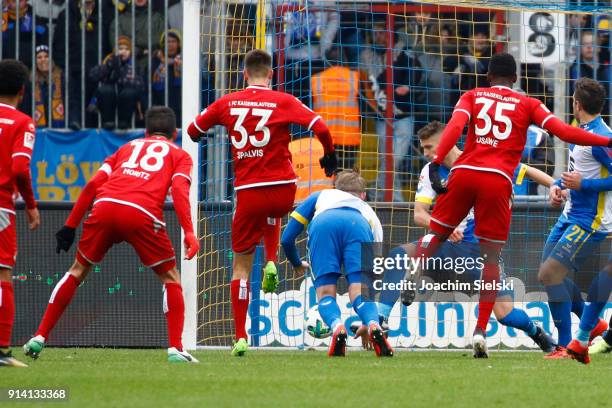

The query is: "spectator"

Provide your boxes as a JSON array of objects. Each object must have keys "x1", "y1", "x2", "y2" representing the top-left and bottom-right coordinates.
[
  {"x1": 32, "y1": 0, "x2": 65, "y2": 21},
  {"x1": 311, "y1": 47, "x2": 361, "y2": 170},
  {"x1": 2, "y1": 0, "x2": 48, "y2": 69},
  {"x1": 567, "y1": 14, "x2": 589, "y2": 62},
  {"x1": 569, "y1": 31, "x2": 611, "y2": 117},
  {"x1": 89, "y1": 36, "x2": 144, "y2": 130},
  {"x1": 405, "y1": 11, "x2": 443, "y2": 53},
  {"x1": 596, "y1": 16, "x2": 611, "y2": 64},
  {"x1": 513, "y1": 125, "x2": 555, "y2": 195},
  {"x1": 370, "y1": 48, "x2": 422, "y2": 202},
  {"x1": 152, "y1": 30, "x2": 182, "y2": 124},
  {"x1": 225, "y1": 18, "x2": 253, "y2": 91},
  {"x1": 22, "y1": 45, "x2": 66, "y2": 128},
  {"x1": 168, "y1": 0, "x2": 182, "y2": 31},
  {"x1": 359, "y1": 19, "x2": 406, "y2": 81},
  {"x1": 109, "y1": 0, "x2": 164, "y2": 73},
  {"x1": 53, "y1": 0, "x2": 112, "y2": 129},
  {"x1": 450, "y1": 27, "x2": 492, "y2": 106}
]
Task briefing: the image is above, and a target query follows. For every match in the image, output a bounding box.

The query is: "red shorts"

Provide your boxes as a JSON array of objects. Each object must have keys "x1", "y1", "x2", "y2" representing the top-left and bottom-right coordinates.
[
  {"x1": 0, "y1": 211, "x2": 17, "y2": 269},
  {"x1": 429, "y1": 168, "x2": 513, "y2": 243},
  {"x1": 232, "y1": 183, "x2": 297, "y2": 254},
  {"x1": 77, "y1": 202, "x2": 176, "y2": 274}
]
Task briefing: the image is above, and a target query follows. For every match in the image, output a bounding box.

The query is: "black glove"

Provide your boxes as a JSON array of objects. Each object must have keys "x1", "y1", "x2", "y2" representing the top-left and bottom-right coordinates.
[
  {"x1": 56, "y1": 226, "x2": 76, "y2": 254},
  {"x1": 429, "y1": 162, "x2": 448, "y2": 194},
  {"x1": 319, "y1": 152, "x2": 338, "y2": 177}
]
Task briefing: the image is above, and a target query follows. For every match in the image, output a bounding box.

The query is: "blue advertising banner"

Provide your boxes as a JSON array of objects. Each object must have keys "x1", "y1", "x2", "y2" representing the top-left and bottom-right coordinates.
[{"x1": 31, "y1": 129, "x2": 183, "y2": 201}]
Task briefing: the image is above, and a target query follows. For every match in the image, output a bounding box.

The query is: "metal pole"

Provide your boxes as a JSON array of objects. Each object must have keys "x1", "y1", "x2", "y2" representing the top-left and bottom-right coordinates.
[
  {"x1": 164, "y1": 0, "x2": 169, "y2": 107},
  {"x1": 47, "y1": 0, "x2": 53, "y2": 128},
  {"x1": 31, "y1": 1, "x2": 36, "y2": 117},
  {"x1": 64, "y1": 1, "x2": 69, "y2": 128},
  {"x1": 82, "y1": 1, "x2": 87, "y2": 127},
  {"x1": 131, "y1": 0, "x2": 136, "y2": 128},
  {"x1": 98, "y1": 0, "x2": 102, "y2": 128},
  {"x1": 148, "y1": 0, "x2": 152, "y2": 109},
  {"x1": 15, "y1": 0, "x2": 20, "y2": 61}
]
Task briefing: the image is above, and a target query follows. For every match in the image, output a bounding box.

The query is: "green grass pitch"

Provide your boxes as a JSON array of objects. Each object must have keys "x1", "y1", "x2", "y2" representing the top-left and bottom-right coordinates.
[{"x1": 3, "y1": 348, "x2": 611, "y2": 407}]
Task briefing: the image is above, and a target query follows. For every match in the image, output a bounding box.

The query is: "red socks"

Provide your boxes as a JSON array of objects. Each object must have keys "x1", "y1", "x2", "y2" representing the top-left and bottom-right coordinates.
[
  {"x1": 263, "y1": 218, "x2": 280, "y2": 263},
  {"x1": 231, "y1": 279, "x2": 250, "y2": 340},
  {"x1": 0, "y1": 281, "x2": 15, "y2": 348},
  {"x1": 415, "y1": 233, "x2": 444, "y2": 260},
  {"x1": 476, "y1": 262, "x2": 500, "y2": 332},
  {"x1": 163, "y1": 283, "x2": 185, "y2": 350},
  {"x1": 36, "y1": 272, "x2": 80, "y2": 340}
]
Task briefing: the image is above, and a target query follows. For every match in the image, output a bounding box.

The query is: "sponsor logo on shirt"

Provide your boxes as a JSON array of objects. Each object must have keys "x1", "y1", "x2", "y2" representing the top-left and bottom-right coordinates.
[{"x1": 24, "y1": 132, "x2": 35, "y2": 149}]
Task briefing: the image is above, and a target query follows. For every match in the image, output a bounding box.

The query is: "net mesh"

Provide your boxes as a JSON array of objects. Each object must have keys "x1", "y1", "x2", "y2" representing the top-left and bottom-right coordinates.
[{"x1": 197, "y1": 0, "x2": 612, "y2": 349}]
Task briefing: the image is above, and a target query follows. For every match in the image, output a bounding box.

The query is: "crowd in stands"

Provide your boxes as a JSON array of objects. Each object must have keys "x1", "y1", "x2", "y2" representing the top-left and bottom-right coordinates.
[{"x1": 4, "y1": 2, "x2": 611, "y2": 198}]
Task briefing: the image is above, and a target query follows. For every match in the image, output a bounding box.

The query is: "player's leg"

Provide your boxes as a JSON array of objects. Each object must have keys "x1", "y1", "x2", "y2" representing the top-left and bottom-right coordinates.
[
  {"x1": 471, "y1": 171, "x2": 513, "y2": 358},
  {"x1": 230, "y1": 252, "x2": 255, "y2": 356},
  {"x1": 315, "y1": 280, "x2": 347, "y2": 357},
  {"x1": 494, "y1": 296, "x2": 554, "y2": 353},
  {"x1": 0, "y1": 212, "x2": 27, "y2": 367},
  {"x1": 261, "y1": 218, "x2": 281, "y2": 293},
  {"x1": 379, "y1": 243, "x2": 414, "y2": 319}
]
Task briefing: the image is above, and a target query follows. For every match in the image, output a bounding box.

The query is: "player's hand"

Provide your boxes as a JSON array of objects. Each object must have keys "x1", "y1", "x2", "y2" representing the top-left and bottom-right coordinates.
[
  {"x1": 25, "y1": 207, "x2": 40, "y2": 230},
  {"x1": 448, "y1": 228, "x2": 464, "y2": 243},
  {"x1": 293, "y1": 261, "x2": 310, "y2": 279},
  {"x1": 353, "y1": 324, "x2": 373, "y2": 350},
  {"x1": 319, "y1": 152, "x2": 338, "y2": 177},
  {"x1": 429, "y1": 163, "x2": 448, "y2": 194},
  {"x1": 184, "y1": 232, "x2": 200, "y2": 260},
  {"x1": 561, "y1": 171, "x2": 582, "y2": 191},
  {"x1": 55, "y1": 226, "x2": 76, "y2": 253},
  {"x1": 549, "y1": 184, "x2": 565, "y2": 208}
]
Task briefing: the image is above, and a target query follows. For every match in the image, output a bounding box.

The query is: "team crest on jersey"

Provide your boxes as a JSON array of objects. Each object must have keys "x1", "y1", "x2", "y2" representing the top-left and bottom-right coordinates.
[{"x1": 24, "y1": 132, "x2": 35, "y2": 149}]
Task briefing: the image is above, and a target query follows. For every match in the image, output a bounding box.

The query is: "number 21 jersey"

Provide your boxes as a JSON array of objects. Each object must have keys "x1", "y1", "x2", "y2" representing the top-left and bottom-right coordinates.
[
  {"x1": 191, "y1": 85, "x2": 323, "y2": 190},
  {"x1": 95, "y1": 136, "x2": 193, "y2": 225},
  {"x1": 452, "y1": 85, "x2": 552, "y2": 182}
]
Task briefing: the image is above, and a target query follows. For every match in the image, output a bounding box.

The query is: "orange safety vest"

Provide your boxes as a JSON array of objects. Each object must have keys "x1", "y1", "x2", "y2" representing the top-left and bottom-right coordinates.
[
  {"x1": 311, "y1": 66, "x2": 361, "y2": 146},
  {"x1": 289, "y1": 138, "x2": 333, "y2": 203}
]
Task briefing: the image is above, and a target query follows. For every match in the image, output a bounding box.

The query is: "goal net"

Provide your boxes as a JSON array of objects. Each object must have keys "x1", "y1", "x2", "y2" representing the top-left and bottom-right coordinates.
[{"x1": 192, "y1": 0, "x2": 612, "y2": 350}]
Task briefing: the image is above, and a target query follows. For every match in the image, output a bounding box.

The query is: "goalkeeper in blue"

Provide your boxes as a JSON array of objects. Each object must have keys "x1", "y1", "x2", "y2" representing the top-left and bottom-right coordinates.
[
  {"x1": 281, "y1": 170, "x2": 393, "y2": 357},
  {"x1": 540, "y1": 78, "x2": 612, "y2": 362}
]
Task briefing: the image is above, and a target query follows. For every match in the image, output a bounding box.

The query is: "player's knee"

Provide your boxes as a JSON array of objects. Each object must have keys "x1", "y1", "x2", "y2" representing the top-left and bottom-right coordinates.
[
  {"x1": 0, "y1": 268, "x2": 11, "y2": 282},
  {"x1": 68, "y1": 260, "x2": 91, "y2": 282},
  {"x1": 538, "y1": 260, "x2": 566, "y2": 285},
  {"x1": 493, "y1": 299, "x2": 512, "y2": 320},
  {"x1": 158, "y1": 268, "x2": 181, "y2": 284}
]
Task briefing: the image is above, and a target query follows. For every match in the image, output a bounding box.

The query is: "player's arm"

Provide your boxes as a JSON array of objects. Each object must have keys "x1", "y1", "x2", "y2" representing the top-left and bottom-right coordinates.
[
  {"x1": 523, "y1": 164, "x2": 555, "y2": 187},
  {"x1": 531, "y1": 100, "x2": 612, "y2": 147},
  {"x1": 290, "y1": 97, "x2": 337, "y2": 176},
  {"x1": 413, "y1": 201, "x2": 432, "y2": 228},
  {"x1": 562, "y1": 146, "x2": 612, "y2": 192},
  {"x1": 12, "y1": 120, "x2": 38, "y2": 230},
  {"x1": 280, "y1": 192, "x2": 319, "y2": 268},
  {"x1": 171, "y1": 155, "x2": 199, "y2": 260},
  {"x1": 432, "y1": 92, "x2": 472, "y2": 166},
  {"x1": 186, "y1": 102, "x2": 221, "y2": 142},
  {"x1": 413, "y1": 165, "x2": 435, "y2": 228}
]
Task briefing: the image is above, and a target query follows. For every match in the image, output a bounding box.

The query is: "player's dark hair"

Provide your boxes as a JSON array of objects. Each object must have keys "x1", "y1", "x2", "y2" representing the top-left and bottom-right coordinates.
[
  {"x1": 334, "y1": 170, "x2": 367, "y2": 195},
  {"x1": 418, "y1": 121, "x2": 445, "y2": 141},
  {"x1": 487, "y1": 53, "x2": 517, "y2": 79},
  {"x1": 245, "y1": 49, "x2": 272, "y2": 78},
  {"x1": 0, "y1": 59, "x2": 29, "y2": 97},
  {"x1": 146, "y1": 106, "x2": 176, "y2": 138},
  {"x1": 574, "y1": 77, "x2": 606, "y2": 115}
]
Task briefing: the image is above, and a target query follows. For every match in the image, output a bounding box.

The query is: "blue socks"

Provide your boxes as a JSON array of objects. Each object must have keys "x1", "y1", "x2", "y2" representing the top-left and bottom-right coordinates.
[
  {"x1": 317, "y1": 296, "x2": 341, "y2": 330},
  {"x1": 578, "y1": 271, "x2": 612, "y2": 337},
  {"x1": 352, "y1": 295, "x2": 379, "y2": 327},
  {"x1": 564, "y1": 278, "x2": 584, "y2": 317},
  {"x1": 545, "y1": 283, "x2": 572, "y2": 346},
  {"x1": 498, "y1": 308, "x2": 538, "y2": 336}
]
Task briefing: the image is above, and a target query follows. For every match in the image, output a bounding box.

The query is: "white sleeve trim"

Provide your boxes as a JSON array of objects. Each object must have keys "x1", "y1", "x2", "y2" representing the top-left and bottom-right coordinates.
[
  {"x1": 540, "y1": 114, "x2": 554, "y2": 128},
  {"x1": 454, "y1": 108, "x2": 471, "y2": 120},
  {"x1": 307, "y1": 115, "x2": 322, "y2": 131},
  {"x1": 192, "y1": 121, "x2": 205, "y2": 134},
  {"x1": 172, "y1": 173, "x2": 192, "y2": 182},
  {"x1": 11, "y1": 152, "x2": 31, "y2": 159},
  {"x1": 99, "y1": 163, "x2": 112, "y2": 175}
]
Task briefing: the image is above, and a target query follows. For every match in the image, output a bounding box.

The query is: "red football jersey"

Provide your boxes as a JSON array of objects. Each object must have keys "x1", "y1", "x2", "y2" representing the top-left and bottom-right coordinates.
[
  {"x1": 0, "y1": 103, "x2": 36, "y2": 213},
  {"x1": 94, "y1": 136, "x2": 193, "y2": 225},
  {"x1": 452, "y1": 85, "x2": 551, "y2": 181},
  {"x1": 191, "y1": 85, "x2": 322, "y2": 190}
]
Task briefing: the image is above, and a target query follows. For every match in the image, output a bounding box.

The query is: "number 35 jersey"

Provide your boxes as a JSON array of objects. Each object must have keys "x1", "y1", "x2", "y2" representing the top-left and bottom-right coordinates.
[
  {"x1": 191, "y1": 85, "x2": 322, "y2": 190},
  {"x1": 452, "y1": 85, "x2": 552, "y2": 183},
  {"x1": 95, "y1": 136, "x2": 193, "y2": 225}
]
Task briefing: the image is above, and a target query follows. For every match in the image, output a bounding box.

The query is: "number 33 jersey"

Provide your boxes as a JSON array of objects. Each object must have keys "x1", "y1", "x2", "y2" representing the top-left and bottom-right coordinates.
[
  {"x1": 452, "y1": 85, "x2": 552, "y2": 183},
  {"x1": 190, "y1": 85, "x2": 322, "y2": 190},
  {"x1": 95, "y1": 136, "x2": 193, "y2": 225}
]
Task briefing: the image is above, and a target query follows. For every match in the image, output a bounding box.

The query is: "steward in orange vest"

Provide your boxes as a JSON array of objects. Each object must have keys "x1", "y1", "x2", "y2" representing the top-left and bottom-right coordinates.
[{"x1": 289, "y1": 138, "x2": 333, "y2": 202}]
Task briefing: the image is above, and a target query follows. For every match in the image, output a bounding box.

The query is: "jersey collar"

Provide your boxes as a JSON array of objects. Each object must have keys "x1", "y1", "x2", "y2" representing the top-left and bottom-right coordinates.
[
  {"x1": 0, "y1": 102, "x2": 16, "y2": 110},
  {"x1": 246, "y1": 85, "x2": 269, "y2": 90},
  {"x1": 581, "y1": 116, "x2": 602, "y2": 130},
  {"x1": 491, "y1": 85, "x2": 513, "y2": 91}
]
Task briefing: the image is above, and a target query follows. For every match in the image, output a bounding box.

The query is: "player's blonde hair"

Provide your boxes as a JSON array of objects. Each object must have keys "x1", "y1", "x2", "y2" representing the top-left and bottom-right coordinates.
[{"x1": 334, "y1": 170, "x2": 367, "y2": 195}]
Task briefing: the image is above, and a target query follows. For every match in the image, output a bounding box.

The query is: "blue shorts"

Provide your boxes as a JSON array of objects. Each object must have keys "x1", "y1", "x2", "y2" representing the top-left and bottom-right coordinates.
[
  {"x1": 421, "y1": 240, "x2": 513, "y2": 298},
  {"x1": 542, "y1": 220, "x2": 607, "y2": 272},
  {"x1": 308, "y1": 208, "x2": 374, "y2": 288}
]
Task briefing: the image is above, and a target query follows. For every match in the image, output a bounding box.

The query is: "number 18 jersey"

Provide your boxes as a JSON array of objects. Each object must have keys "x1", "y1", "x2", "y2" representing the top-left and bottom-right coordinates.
[
  {"x1": 452, "y1": 85, "x2": 552, "y2": 182},
  {"x1": 95, "y1": 136, "x2": 193, "y2": 225},
  {"x1": 191, "y1": 85, "x2": 323, "y2": 190}
]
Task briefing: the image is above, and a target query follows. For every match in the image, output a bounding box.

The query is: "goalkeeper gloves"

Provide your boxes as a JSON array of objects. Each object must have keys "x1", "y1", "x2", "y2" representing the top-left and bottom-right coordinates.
[
  {"x1": 55, "y1": 226, "x2": 76, "y2": 254},
  {"x1": 184, "y1": 232, "x2": 200, "y2": 260},
  {"x1": 429, "y1": 163, "x2": 448, "y2": 194},
  {"x1": 319, "y1": 152, "x2": 338, "y2": 177}
]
